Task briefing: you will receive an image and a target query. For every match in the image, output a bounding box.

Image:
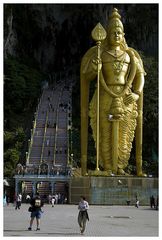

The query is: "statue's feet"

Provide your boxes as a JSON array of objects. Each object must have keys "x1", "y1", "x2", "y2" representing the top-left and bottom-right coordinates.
[
  {"x1": 117, "y1": 168, "x2": 130, "y2": 176},
  {"x1": 107, "y1": 170, "x2": 113, "y2": 176},
  {"x1": 137, "y1": 172, "x2": 147, "y2": 177}
]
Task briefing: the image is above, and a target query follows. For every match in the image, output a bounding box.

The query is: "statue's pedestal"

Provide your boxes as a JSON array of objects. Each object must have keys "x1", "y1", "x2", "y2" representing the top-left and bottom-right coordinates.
[
  {"x1": 70, "y1": 176, "x2": 158, "y2": 205},
  {"x1": 88, "y1": 170, "x2": 133, "y2": 177},
  {"x1": 88, "y1": 170, "x2": 111, "y2": 176}
]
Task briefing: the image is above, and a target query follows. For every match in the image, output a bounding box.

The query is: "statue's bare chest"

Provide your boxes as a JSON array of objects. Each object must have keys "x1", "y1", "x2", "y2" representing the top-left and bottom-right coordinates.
[{"x1": 101, "y1": 50, "x2": 130, "y2": 85}]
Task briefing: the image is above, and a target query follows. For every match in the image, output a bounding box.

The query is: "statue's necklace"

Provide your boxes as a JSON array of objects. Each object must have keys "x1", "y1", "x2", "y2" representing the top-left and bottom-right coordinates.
[{"x1": 108, "y1": 50, "x2": 126, "y2": 75}]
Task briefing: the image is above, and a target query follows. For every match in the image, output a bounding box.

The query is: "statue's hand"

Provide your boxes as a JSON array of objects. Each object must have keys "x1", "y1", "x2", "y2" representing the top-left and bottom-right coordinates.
[
  {"x1": 123, "y1": 93, "x2": 139, "y2": 105},
  {"x1": 92, "y1": 57, "x2": 102, "y2": 72}
]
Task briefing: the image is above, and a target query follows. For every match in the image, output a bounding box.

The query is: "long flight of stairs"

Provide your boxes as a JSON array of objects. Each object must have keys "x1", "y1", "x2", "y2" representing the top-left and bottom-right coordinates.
[
  {"x1": 26, "y1": 80, "x2": 72, "y2": 173},
  {"x1": 22, "y1": 79, "x2": 73, "y2": 198}
]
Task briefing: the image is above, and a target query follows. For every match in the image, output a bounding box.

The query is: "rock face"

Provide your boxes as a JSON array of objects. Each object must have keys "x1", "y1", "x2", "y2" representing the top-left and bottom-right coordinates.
[
  {"x1": 4, "y1": 8, "x2": 17, "y2": 58},
  {"x1": 4, "y1": 4, "x2": 158, "y2": 73}
]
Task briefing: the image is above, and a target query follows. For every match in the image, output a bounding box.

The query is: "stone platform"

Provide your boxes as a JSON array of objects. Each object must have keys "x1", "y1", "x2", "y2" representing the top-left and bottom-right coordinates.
[{"x1": 69, "y1": 176, "x2": 158, "y2": 205}]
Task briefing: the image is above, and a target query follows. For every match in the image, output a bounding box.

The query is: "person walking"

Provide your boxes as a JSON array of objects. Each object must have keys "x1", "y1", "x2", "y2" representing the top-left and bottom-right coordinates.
[
  {"x1": 78, "y1": 196, "x2": 89, "y2": 234},
  {"x1": 46, "y1": 139, "x2": 50, "y2": 146},
  {"x1": 150, "y1": 195, "x2": 156, "y2": 208},
  {"x1": 28, "y1": 193, "x2": 44, "y2": 231},
  {"x1": 48, "y1": 150, "x2": 50, "y2": 156},
  {"x1": 51, "y1": 196, "x2": 55, "y2": 207},
  {"x1": 135, "y1": 197, "x2": 139, "y2": 208},
  {"x1": 26, "y1": 194, "x2": 31, "y2": 204},
  {"x1": 15, "y1": 193, "x2": 22, "y2": 210}
]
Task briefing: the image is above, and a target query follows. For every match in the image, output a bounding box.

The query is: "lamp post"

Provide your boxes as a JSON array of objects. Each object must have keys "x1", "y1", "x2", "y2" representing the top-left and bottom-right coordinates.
[
  {"x1": 70, "y1": 153, "x2": 74, "y2": 166},
  {"x1": 28, "y1": 139, "x2": 30, "y2": 148},
  {"x1": 26, "y1": 152, "x2": 28, "y2": 163}
]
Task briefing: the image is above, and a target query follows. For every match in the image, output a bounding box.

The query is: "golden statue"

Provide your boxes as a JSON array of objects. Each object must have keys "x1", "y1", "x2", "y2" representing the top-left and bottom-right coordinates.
[{"x1": 80, "y1": 8, "x2": 146, "y2": 176}]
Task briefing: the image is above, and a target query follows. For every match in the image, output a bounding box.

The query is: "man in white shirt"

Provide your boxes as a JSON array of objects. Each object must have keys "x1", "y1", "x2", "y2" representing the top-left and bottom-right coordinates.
[
  {"x1": 15, "y1": 193, "x2": 22, "y2": 210},
  {"x1": 78, "y1": 196, "x2": 89, "y2": 234}
]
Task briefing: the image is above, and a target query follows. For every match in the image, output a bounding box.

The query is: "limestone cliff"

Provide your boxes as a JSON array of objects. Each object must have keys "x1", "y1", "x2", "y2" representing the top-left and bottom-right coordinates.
[{"x1": 4, "y1": 4, "x2": 158, "y2": 73}]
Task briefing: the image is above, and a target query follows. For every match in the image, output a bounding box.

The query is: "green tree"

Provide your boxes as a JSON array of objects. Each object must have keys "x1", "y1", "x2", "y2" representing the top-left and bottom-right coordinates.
[
  {"x1": 4, "y1": 57, "x2": 44, "y2": 177},
  {"x1": 142, "y1": 55, "x2": 158, "y2": 175},
  {"x1": 4, "y1": 148, "x2": 20, "y2": 177}
]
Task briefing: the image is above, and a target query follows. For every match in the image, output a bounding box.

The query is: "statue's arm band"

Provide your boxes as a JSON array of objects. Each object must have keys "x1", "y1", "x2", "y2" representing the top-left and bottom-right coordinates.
[{"x1": 134, "y1": 90, "x2": 141, "y2": 95}]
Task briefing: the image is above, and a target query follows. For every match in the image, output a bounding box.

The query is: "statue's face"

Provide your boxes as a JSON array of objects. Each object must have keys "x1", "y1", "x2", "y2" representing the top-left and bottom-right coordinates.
[{"x1": 109, "y1": 27, "x2": 124, "y2": 46}]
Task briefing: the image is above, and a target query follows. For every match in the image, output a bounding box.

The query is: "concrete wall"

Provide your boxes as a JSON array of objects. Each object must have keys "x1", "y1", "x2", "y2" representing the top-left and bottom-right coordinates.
[
  {"x1": 70, "y1": 176, "x2": 158, "y2": 205},
  {"x1": 69, "y1": 177, "x2": 91, "y2": 204}
]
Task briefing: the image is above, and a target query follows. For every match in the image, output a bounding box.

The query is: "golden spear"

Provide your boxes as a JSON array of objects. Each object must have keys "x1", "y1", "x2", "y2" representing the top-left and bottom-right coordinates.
[{"x1": 91, "y1": 23, "x2": 107, "y2": 171}]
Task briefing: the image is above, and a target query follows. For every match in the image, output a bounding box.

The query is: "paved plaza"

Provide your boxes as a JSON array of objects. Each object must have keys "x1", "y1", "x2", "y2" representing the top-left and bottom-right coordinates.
[{"x1": 3, "y1": 203, "x2": 158, "y2": 237}]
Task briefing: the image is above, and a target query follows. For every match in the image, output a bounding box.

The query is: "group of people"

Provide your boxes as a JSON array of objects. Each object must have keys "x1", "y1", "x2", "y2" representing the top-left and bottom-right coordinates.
[
  {"x1": 48, "y1": 193, "x2": 67, "y2": 205},
  {"x1": 27, "y1": 193, "x2": 89, "y2": 234},
  {"x1": 15, "y1": 164, "x2": 72, "y2": 176},
  {"x1": 7, "y1": 192, "x2": 159, "y2": 234},
  {"x1": 134, "y1": 195, "x2": 158, "y2": 209},
  {"x1": 59, "y1": 102, "x2": 71, "y2": 113}
]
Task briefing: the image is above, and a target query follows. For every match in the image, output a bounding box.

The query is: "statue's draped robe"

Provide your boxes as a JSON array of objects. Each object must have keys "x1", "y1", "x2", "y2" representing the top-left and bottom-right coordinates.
[{"x1": 89, "y1": 79, "x2": 138, "y2": 170}]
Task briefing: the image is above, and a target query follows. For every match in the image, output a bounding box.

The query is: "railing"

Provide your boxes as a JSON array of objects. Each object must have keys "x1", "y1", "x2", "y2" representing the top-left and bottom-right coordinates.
[
  {"x1": 67, "y1": 87, "x2": 72, "y2": 166},
  {"x1": 15, "y1": 165, "x2": 72, "y2": 177},
  {"x1": 53, "y1": 86, "x2": 63, "y2": 166},
  {"x1": 40, "y1": 110, "x2": 49, "y2": 164},
  {"x1": 26, "y1": 105, "x2": 39, "y2": 164}
]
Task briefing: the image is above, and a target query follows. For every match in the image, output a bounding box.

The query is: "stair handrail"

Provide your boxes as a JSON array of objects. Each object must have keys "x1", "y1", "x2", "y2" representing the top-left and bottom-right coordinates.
[
  {"x1": 26, "y1": 93, "x2": 42, "y2": 164},
  {"x1": 67, "y1": 86, "x2": 72, "y2": 167},
  {"x1": 40, "y1": 109, "x2": 49, "y2": 164},
  {"x1": 53, "y1": 85, "x2": 64, "y2": 166}
]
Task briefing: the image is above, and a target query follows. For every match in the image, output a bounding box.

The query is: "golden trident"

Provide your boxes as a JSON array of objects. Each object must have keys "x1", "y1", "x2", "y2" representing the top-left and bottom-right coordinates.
[{"x1": 91, "y1": 23, "x2": 107, "y2": 171}]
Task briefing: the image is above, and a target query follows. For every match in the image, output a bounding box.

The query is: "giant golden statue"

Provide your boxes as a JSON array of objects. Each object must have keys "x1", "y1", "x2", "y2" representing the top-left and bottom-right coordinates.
[{"x1": 80, "y1": 8, "x2": 146, "y2": 176}]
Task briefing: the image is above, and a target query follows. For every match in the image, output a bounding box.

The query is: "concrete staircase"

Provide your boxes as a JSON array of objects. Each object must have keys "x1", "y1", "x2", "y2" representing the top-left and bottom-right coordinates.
[
  {"x1": 26, "y1": 80, "x2": 72, "y2": 175},
  {"x1": 72, "y1": 167, "x2": 82, "y2": 177}
]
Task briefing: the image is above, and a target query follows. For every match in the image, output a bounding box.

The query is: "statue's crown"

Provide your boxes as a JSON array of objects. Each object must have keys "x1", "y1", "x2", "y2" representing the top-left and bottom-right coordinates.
[{"x1": 107, "y1": 8, "x2": 124, "y2": 32}]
